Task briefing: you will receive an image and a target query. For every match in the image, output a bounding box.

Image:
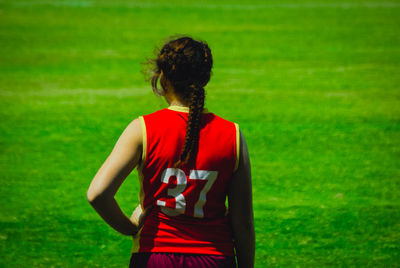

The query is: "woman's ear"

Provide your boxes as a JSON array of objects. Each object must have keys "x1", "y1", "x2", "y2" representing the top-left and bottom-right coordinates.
[
  {"x1": 160, "y1": 71, "x2": 166, "y2": 95},
  {"x1": 160, "y1": 71, "x2": 172, "y2": 96}
]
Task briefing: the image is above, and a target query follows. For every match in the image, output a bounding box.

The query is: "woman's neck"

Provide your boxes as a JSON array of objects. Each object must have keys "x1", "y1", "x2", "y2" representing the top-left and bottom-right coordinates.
[
  {"x1": 165, "y1": 91, "x2": 189, "y2": 107},
  {"x1": 161, "y1": 75, "x2": 189, "y2": 107},
  {"x1": 169, "y1": 100, "x2": 188, "y2": 107}
]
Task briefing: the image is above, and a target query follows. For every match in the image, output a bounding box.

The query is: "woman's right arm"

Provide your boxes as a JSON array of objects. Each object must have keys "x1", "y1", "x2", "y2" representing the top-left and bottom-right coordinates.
[{"x1": 228, "y1": 130, "x2": 255, "y2": 268}]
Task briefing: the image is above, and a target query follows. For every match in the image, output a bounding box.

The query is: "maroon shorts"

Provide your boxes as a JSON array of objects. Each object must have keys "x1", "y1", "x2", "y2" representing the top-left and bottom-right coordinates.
[{"x1": 129, "y1": 252, "x2": 236, "y2": 268}]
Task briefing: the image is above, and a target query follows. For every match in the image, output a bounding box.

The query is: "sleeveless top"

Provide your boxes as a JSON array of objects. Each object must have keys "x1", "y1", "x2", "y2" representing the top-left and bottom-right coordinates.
[{"x1": 132, "y1": 106, "x2": 240, "y2": 256}]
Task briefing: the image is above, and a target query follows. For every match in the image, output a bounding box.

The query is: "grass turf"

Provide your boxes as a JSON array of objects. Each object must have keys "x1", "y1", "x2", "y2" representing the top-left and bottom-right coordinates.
[{"x1": 0, "y1": 0, "x2": 399, "y2": 267}]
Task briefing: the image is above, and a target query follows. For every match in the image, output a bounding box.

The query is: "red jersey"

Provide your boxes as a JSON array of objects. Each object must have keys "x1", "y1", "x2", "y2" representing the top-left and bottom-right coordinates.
[{"x1": 132, "y1": 106, "x2": 240, "y2": 256}]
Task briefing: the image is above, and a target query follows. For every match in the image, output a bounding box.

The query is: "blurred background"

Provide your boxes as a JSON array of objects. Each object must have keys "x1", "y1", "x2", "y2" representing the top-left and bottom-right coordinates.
[{"x1": 0, "y1": 0, "x2": 399, "y2": 266}]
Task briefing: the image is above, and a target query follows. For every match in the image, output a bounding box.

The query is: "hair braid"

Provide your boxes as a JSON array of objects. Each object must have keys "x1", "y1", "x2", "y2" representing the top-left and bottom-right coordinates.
[{"x1": 175, "y1": 85, "x2": 205, "y2": 167}]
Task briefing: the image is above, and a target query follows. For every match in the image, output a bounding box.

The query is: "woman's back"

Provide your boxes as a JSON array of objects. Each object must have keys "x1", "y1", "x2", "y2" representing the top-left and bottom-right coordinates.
[{"x1": 133, "y1": 106, "x2": 239, "y2": 255}]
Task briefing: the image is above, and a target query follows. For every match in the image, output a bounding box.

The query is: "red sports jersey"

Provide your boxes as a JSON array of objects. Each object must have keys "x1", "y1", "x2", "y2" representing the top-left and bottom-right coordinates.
[{"x1": 132, "y1": 106, "x2": 240, "y2": 256}]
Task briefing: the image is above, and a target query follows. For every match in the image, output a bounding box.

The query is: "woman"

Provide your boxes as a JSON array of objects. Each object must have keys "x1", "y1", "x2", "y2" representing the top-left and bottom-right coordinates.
[{"x1": 87, "y1": 36, "x2": 255, "y2": 268}]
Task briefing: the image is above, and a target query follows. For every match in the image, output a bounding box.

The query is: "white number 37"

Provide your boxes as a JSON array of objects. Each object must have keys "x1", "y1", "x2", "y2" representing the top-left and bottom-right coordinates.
[{"x1": 156, "y1": 168, "x2": 218, "y2": 218}]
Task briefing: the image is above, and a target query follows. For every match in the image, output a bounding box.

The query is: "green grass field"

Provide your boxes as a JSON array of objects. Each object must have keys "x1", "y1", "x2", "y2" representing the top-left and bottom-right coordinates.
[{"x1": 1, "y1": 0, "x2": 400, "y2": 267}]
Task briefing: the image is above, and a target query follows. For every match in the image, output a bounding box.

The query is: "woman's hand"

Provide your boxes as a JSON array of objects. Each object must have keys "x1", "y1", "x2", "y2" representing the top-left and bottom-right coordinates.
[{"x1": 130, "y1": 204, "x2": 153, "y2": 235}]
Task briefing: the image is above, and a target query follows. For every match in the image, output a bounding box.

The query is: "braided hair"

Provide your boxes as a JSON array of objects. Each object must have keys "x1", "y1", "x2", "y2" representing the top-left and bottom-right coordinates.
[{"x1": 150, "y1": 37, "x2": 213, "y2": 166}]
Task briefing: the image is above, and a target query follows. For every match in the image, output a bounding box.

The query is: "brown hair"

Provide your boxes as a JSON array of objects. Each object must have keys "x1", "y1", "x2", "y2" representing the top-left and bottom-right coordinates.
[{"x1": 149, "y1": 36, "x2": 213, "y2": 166}]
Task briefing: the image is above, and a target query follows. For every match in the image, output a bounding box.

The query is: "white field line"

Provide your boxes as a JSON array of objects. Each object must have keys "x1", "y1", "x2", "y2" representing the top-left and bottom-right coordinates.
[
  {"x1": 11, "y1": 1, "x2": 400, "y2": 9},
  {"x1": 0, "y1": 88, "x2": 151, "y2": 97},
  {"x1": 211, "y1": 88, "x2": 354, "y2": 98},
  {"x1": 218, "y1": 65, "x2": 371, "y2": 75}
]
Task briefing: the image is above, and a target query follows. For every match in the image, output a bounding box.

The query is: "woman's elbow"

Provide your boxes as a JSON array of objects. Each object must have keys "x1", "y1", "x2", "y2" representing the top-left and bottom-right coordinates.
[
  {"x1": 87, "y1": 187, "x2": 107, "y2": 205},
  {"x1": 87, "y1": 188, "x2": 98, "y2": 204}
]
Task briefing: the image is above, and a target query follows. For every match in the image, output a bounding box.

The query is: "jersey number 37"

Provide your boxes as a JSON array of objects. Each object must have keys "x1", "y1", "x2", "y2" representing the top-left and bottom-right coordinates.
[{"x1": 156, "y1": 168, "x2": 218, "y2": 218}]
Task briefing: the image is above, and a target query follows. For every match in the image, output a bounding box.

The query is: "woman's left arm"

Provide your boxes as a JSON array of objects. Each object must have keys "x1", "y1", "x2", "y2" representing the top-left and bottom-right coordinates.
[{"x1": 87, "y1": 118, "x2": 143, "y2": 236}]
